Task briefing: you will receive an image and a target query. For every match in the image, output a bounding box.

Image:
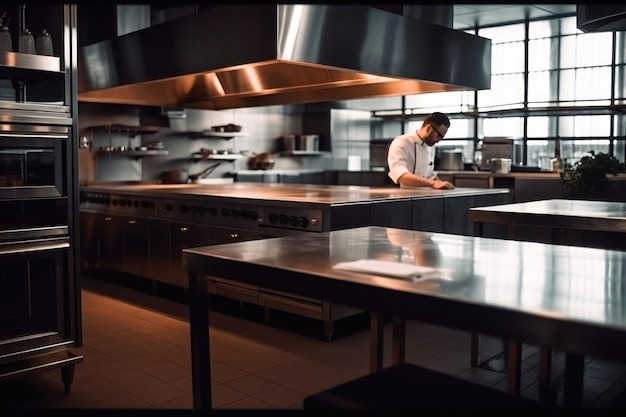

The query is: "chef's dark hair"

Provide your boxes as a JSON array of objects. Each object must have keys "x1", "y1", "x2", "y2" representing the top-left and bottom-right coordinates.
[{"x1": 423, "y1": 112, "x2": 450, "y2": 128}]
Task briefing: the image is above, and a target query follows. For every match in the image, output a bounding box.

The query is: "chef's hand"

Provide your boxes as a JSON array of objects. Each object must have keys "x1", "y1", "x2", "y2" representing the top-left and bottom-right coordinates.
[{"x1": 432, "y1": 179, "x2": 455, "y2": 190}]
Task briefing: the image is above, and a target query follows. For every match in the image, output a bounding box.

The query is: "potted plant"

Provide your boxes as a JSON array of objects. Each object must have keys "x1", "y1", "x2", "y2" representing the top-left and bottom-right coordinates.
[{"x1": 560, "y1": 151, "x2": 626, "y2": 198}]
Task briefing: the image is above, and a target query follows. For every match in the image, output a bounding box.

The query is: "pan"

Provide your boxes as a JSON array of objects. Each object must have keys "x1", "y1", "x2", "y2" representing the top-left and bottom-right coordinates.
[{"x1": 160, "y1": 162, "x2": 221, "y2": 184}]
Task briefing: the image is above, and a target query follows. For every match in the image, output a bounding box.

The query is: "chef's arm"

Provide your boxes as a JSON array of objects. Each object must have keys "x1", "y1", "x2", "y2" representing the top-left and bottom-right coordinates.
[{"x1": 397, "y1": 172, "x2": 455, "y2": 189}]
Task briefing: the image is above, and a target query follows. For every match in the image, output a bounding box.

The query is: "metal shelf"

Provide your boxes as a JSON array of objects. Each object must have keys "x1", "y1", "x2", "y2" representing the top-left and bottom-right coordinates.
[
  {"x1": 86, "y1": 124, "x2": 161, "y2": 137},
  {"x1": 188, "y1": 131, "x2": 250, "y2": 139},
  {"x1": 281, "y1": 151, "x2": 327, "y2": 156},
  {"x1": 0, "y1": 51, "x2": 62, "y2": 79},
  {"x1": 191, "y1": 154, "x2": 244, "y2": 161},
  {"x1": 95, "y1": 150, "x2": 169, "y2": 159},
  {"x1": 371, "y1": 104, "x2": 626, "y2": 120}
]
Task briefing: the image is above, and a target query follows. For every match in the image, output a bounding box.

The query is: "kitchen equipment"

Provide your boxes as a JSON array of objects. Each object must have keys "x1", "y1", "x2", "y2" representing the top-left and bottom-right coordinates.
[
  {"x1": 283, "y1": 134, "x2": 320, "y2": 152},
  {"x1": 491, "y1": 158, "x2": 512, "y2": 174},
  {"x1": 438, "y1": 149, "x2": 464, "y2": 171},
  {"x1": 480, "y1": 138, "x2": 522, "y2": 171},
  {"x1": 188, "y1": 162, "x2": 221, "y2": 182},
  {"x1": 35, "y1": 29, "x2": 54, "y2": 56},
  {"x1": 77, "y1": 5, "x2": 491, "y2": 110},
  {"x1": 161, "y1": 169, "x2": 189, "y2": 184},
  {"x1": 211, "y1": 123, "x2": 242, "y2": 133},
  {"x1": 0, "y1": 24, "x2": 12, "y2": 52},
  {"x1": 160, "y1": 162, "x2": 221, "y2": 184},
  {"x1": 248, "y1": 152, "x2": 275, "y2": 170},
  {"x1": 18, "y1": 29, "x2": 36, "y2": 54}
]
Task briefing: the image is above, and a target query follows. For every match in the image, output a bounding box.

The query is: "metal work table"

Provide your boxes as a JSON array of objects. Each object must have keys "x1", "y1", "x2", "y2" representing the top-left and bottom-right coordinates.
[
  {"x1": 183, "y1": 226, "x2": 626, "y2": 410},
  {"x1": 471, "y1": 198, "x2": 626, "y2": 249}
]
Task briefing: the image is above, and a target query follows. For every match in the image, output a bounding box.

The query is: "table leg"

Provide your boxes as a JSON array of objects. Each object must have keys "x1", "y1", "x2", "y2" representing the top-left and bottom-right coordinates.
[
  {"x1": 470, "y1": 332, "x2": 480, "y2": 366},
  {"x1": 369, "y1": 312, "x2": 384, "y2": 373},
  {"x1": 391, "y1": 316, "x2": 406, "y2": 366},
  {"x1": 473, "y1": 221, "x2": 484, "y2": 238},
  {"x1": 189, "y1": 271, "x2": 212, "y2": 411},
  {"x1": 506, "y1": 339, "x2": 522, "y2": 395},
  {"x1": 563, "y1": 353, "x2": 585, "y2": 409},
  {"x1": 539, "y1": 347, "x2": 555, "y2": 404}
]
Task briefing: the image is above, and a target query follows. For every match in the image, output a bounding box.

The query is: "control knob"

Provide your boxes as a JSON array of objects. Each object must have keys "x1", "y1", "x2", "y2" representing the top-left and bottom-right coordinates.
[
  {"x1": 268, "y1": 213, "x2": 278, "y2": 224},
  {"x1": 298, "y1": 217, "x2": 308, "y2": 228},
  {"x1": 289, "y1": 216, "x2": 298, "y2": 227}
]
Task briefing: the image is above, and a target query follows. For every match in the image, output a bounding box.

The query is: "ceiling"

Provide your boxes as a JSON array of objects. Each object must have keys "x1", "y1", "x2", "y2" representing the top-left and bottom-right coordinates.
[{"x1": 452, "y1": 4, "x2": 577, "y2": 30}]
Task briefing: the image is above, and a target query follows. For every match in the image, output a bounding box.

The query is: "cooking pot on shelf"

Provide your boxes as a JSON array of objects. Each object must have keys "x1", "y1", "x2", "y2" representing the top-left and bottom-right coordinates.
[
  {"x1": 160, "y1": 162, "x2": 221, "y2": 184},
  {"x1": 247, "y1": 152, "x2": 275, "y2": 170},
  {"x1": 490, "y1": 158, "x2": 512, "y2": 174},
  {"x1": 211, "y1": 123, "x2": 242, "y2": 133}
]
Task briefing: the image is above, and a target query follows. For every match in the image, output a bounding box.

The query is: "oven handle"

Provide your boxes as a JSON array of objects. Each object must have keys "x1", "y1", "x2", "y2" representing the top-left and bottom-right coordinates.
[
  {"x1": 0, "y1": 133, "x2": 68, "y2": 139},
  {"x1": 0, "y1": 124, "x2": 70, "y2": 139},
  {"x1": 0, "y1": 236, "x2": 70, "y2": 255}
]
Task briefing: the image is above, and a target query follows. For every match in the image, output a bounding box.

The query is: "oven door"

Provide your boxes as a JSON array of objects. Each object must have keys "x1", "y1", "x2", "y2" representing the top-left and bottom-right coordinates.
[
  {"x1": 0, "y1": 233, "x2": 71, "y2": 363},
  {"x1": 0, "y1": 123, "x2": 69, "y2": 199}
]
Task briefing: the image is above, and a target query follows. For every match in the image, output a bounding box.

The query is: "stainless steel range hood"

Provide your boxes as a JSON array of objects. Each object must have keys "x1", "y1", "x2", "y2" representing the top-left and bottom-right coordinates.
[{"x1": 78, "y1": 5, "x2": 491, "y2": 110}]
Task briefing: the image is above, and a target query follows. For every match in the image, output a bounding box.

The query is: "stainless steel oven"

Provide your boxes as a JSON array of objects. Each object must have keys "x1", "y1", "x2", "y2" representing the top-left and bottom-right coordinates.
[
  {"x1": 0, "y1": 121, "x2": 75, "y2": 365},
  {"x1": 0, "y1": 123, "x2": 69, "y2": 199}
]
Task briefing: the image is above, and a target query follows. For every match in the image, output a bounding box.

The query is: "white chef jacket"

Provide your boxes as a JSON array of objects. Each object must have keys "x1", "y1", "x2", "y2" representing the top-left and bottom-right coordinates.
[{"x1": 387, "y1": 132, "x2": 436, "y2": 185}]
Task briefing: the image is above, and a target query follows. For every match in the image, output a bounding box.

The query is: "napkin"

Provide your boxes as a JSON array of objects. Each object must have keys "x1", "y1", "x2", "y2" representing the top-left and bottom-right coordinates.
[{"x1": 333, "y1": 259, "x2": 440, "y2": 280}]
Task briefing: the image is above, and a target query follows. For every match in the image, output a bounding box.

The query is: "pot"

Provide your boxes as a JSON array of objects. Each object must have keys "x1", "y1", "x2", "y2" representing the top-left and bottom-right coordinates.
[
  {"x1": 212, "y1": 123, "x2": 242, "y2": 133},
  {"x1": 491, "y1": 158, "x2": 512, "y2": 174},
  {"x1": 247, "y1": 152, "x2": 275, "y2": 170},
  {"x1": 160, "y1": 169, "x2": 188, "y2": 184},
  {"x1": 438, "y1": 150, "x2": 463, "y2": 171}
]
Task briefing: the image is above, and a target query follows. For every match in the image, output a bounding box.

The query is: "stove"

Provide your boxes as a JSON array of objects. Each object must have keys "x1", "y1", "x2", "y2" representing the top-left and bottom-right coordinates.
[{"x1": 79, "y1": 190, "x2": 325, "y2": 233}]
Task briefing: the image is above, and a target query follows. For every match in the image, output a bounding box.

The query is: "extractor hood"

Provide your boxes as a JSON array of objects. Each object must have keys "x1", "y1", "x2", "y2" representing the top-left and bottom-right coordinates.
[{"x1": 78, "y1": 4, "x2": 491, "y2": 110}]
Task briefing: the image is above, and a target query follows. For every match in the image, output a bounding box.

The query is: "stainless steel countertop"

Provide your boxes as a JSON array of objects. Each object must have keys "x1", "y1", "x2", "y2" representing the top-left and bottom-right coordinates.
[
  {"x1": 184, "y1": 225, "x2": 626, "y2": 361},
  {"x1": 80, "y1": 182, "x2": 509, "y2": 205},
  {"x1": 471, "y1": 198, "x2": 626, "y2": 232}
]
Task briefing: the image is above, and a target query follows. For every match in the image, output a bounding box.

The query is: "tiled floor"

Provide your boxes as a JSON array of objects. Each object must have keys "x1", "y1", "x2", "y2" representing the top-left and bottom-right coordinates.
[{"x1": 3, "y1": 274, "x2": 626, "y2": 411}]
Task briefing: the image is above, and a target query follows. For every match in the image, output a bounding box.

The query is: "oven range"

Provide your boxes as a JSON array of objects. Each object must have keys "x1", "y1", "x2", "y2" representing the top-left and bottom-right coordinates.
[{"x1": 79, "y1": 191, "x2": 325, "y2": 234}]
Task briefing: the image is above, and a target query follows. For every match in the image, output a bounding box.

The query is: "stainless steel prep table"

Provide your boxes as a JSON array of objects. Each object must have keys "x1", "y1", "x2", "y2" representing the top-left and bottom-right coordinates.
[
  {"x1": 471, "y1": 198, "x2": 626, "y2": 400},
  {"x1": 183, "y1": 226, "x2": 626, "y2": 410},
  {"x1": 471, "y1": 198, "x2": 626, "y2": 250}
]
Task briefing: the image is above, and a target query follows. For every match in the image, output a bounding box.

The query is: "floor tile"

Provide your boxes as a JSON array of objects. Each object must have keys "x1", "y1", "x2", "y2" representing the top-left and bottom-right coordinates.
[{"x1": 4, "y1": 275, "x2": 626, "y2": 412}]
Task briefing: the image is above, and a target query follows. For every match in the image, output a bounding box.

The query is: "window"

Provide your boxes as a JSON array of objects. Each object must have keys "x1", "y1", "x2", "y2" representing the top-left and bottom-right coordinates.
[{"x1": 404, "y1": 15, "x2": 625, "y2": 166}]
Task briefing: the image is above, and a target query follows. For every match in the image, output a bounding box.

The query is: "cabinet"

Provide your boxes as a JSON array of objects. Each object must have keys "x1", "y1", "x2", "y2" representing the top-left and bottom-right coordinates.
[
  {"x1": 170, "y1": 222, "x2": 214, "y2": 288},
  {"x1": 123, "y1": 216, "x2": 150, "y2": 278},
  {"x1": 97, "y1": 214, "x2": 125, "y2": 271},
  {"x1": 147, "y1": 219, "x2": 171, "y2": 285}
]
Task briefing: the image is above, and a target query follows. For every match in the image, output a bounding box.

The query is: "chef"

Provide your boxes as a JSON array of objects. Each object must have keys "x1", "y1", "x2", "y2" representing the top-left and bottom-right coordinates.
[{"x1": 387, "y1": 112, "x2": 455, "y2": 189}]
